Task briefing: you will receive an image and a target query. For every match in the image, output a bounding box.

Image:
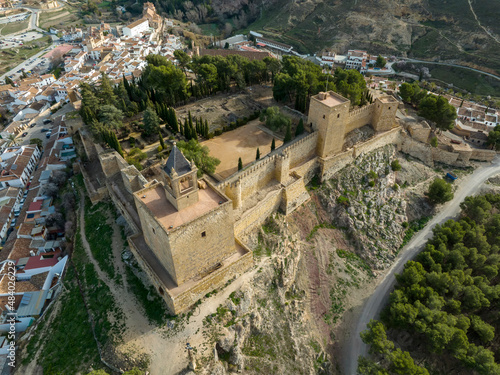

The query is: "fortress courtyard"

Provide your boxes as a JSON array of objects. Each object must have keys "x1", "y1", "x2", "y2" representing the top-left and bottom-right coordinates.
[{"x1": 202, "y1": 119, "x2": 283, "y2": 179}]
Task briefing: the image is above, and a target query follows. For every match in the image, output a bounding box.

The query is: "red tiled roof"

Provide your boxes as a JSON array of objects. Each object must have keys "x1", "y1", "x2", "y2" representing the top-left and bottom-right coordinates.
[
  {"x1": 27, "y1": 201, "x2": 42, "y2": 212},
  {"x1": 23, "y1": 251, "x2": 61, "y2": 270}
]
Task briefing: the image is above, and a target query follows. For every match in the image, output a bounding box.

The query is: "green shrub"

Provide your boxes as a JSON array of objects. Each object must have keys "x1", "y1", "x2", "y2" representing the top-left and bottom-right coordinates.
[
  {"x1": 336, "y1": 195, "x2": 350, "y2": 206},
  {"x1": 391, "y1": 159, "x2": 402, "y2": 171}
]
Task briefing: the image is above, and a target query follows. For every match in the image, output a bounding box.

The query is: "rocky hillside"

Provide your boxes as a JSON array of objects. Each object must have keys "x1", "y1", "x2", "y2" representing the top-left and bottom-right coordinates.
[
  {"x1": 192, "y1": 146, "x2": 443, "y2": 374},
  {"x1": 175, "y1": 0, "x2": 500, "y2": 75}
]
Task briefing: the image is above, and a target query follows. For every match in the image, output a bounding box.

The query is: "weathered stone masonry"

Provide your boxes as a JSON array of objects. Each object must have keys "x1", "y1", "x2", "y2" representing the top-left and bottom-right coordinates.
[{"x1": 90, "y1": 91, "x2": 495, "y2": 314}]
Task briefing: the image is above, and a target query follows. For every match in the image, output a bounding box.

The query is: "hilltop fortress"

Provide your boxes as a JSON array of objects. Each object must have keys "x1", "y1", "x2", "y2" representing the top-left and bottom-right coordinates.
[{"x1": 81, "y1": 91, "x2": 495, "y2": 314}]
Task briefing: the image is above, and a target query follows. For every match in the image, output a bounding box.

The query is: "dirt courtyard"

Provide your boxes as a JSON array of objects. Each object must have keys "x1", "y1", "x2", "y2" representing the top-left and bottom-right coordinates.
[{"x1": 202, "y1": 119, "x2": 283, "y2": 180}]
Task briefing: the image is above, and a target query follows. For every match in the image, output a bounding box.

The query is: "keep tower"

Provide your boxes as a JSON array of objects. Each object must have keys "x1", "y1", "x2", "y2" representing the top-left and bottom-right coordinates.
[{"x1": 308, "y1": 91, "x2": 350, "y2": 158}]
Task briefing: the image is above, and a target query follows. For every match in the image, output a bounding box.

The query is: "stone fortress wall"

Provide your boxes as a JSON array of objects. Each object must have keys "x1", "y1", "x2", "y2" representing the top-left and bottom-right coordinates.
[{"x1": 89, "y1": 90, "x2": 497, "y2": 314}]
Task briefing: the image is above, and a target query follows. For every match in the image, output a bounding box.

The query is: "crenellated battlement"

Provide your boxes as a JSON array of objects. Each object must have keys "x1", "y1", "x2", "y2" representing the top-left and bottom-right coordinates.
[
  {"x1": 348, "y1": 103, "x2": 376, "y2": 118},
  {"x1": 283, "y1": 132, "x2": 318, "y2": 154}
]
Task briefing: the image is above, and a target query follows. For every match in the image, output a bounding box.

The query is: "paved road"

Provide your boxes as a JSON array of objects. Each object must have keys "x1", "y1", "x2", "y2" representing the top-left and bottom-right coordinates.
[
  {"x1": 342, "y1": 156, "x2": 500, "y2": 375},
  {"x1": 405, "y1": 58, "x2": 500, "y2": 81},
  {"x1": 0, "y1": 43, "x2": 55, "y2": 82}
]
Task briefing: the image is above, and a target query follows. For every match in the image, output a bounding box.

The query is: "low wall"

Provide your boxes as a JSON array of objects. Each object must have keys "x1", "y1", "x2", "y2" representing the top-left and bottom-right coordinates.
[
  {"x1": 320, "y1": 149, "x2": 356, "y2": 181},
  {"x1": 234, "y1": 189, "x2": 282, "y2": 237},
  {"x1": 353, "y1": 127, "x2": 401, "y2": 158},
  {"x1": 170, "y1": 246, "x2": 253, "y2": 315},
  {"x1": 431, "y1": 147, "x2": 459, "y2": 165},
  {"x1": 291, "y1": 157, "x2": 320, "y2": 185},
  {"x1": 282, "y1": 174, "x2": 310, "y2": 215},
  {"x1": 80, "y1": 162, "x2": 107, "y2": 204},
  {"x1": 471, "y1": 149, "x2": 497, "y2": 162},
  {"x1": 397, "y1": 133, "x2": 434, "y2": 166},
  {"x1": 129, "y1": 235, "x2": 253, "y2": 315},
  {"x1": 128, "y1": 236, "x2": 176, "y2": 313}
]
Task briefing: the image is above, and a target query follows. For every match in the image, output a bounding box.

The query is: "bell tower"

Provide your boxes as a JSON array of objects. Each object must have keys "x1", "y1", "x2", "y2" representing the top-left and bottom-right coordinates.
[{"x1": 162, "y1": 143, "x2": 199, "y2": 211}]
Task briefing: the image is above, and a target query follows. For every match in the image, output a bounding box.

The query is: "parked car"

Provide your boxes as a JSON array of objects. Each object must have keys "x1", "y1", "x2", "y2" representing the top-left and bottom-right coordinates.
[
  {"x1": 41, "y1": 128, "x2": 49, "y2": 132},
  {"x1": 45, "y1": 132, "x2": 51, "y2": 139},
  {"x1": 29, "y1": 123, "x2": 35, "y2": 128},
  {"x1": 21, "y1": 132, "x2": 28, "y2": 137},
  {"x1": 42, "y1": 119, "x2": 52, "y2": 124}
]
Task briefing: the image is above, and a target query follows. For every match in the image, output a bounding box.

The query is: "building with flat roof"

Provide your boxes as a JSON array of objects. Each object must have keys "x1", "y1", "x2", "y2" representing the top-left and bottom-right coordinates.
[{"x1": 122, "y1": 18, "x2": 149, "y2": 38}]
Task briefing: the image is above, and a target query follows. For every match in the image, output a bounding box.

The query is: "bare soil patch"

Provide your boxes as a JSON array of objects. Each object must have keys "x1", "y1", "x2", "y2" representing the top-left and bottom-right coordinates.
[{"x1": 202, "y1": 119, "x2": 282, "y2": 180}]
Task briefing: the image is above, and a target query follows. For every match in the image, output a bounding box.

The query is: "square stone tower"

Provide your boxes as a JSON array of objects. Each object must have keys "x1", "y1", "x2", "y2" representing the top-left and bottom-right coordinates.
[
  {"x1": 133, "y1": 145, "x2": 237, "y2": 286},
  {"x1": 372, "y1": 95, "x2": 398, "y2": 132},
  {"x1": 308, "y1": 91, "x2": 350, "y2": 158}
]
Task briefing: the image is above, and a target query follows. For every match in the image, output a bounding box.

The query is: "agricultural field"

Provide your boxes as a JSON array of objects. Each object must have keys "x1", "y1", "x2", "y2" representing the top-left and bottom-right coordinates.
[{"x1": 38, "y1": 7, "x2": 80, "y2": 29}]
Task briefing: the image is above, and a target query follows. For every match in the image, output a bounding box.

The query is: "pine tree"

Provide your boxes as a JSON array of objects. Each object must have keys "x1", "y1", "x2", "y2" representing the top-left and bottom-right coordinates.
[
  {"x1": 295, "y1": 118, "x2": 304, "y2": 136},
  {"x1": 284, "y1": 123, "x2": 292, "y2": 143},
  {"x1": 238, "y1": 157, "x2": 243, "y2": 171},
  {"x1": 256, "y1": 148, "x2": 260, "y2": 160},
  {"x1": 271, "y1": 138, "x2": 276, "y2": 151},
  {"x1": 159, "y1": 131, "x2": 165, "y2": 150}
]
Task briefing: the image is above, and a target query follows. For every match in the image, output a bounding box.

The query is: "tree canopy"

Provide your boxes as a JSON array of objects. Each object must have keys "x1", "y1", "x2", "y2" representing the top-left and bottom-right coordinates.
[
  {"x1": 273, "y1": 57, "x2": 367, "y2": 112},
  {"x1": 487, "y1": 125, "x2": 500, "y2": 151},
  {"x1": 262, "y1": 106, "x2": 291, "y2": 131},
  {"x1": 426, "y1": 178, "x2": 454, "y2": 204},
  {"x1": 376, "y1": 55, "x2": 387, "y2": 68},
  {"x1": 399, "y1": 82, "x2": 457, "y2": 131},
  {"x1": 360, "y1": 193, "x2": 500, "y2": 375},
  {"x1": 177, "y1": 139, "x2": 220, "y2": 177}
]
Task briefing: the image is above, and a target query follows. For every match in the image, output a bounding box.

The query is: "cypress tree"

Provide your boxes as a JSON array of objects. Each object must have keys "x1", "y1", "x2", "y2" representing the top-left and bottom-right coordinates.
[
  {"x1": 271, "y1": 138, "x2": 276, "y2": 152},
  {"x1": 256, "y1": 148, "x2": 260, "y2": 160},
  {"x1": 205, "y1": 119, "x2": 209, "y2": 137},
  {"x1": 184, "y1": 118, "x2": 189, "y2": 139},
  {"x1": 284, "y1": 123, "x2": 292, "y2": 143},
  {"x1": 172, "y1": 108, "x2": 179, "y2": 133},
  {"x1": 123, "y1": 74, "x2": 130, "y2": 98},
  {"x1": 192, "y1": 122, "x2": 198, "y2": 141},
  {"x1": 114, "y1": 132, "x2": 123, "y2": 157},
  {"x1": 295, "y1": 118, "x2": 304, "y2": 136},
  {"x1": 238, "y1": 157, "x2": 243, "y2": 171},
  {"x1": 188, "y1": 111, "x2": 193, "y2": 129},
  {"x1": 159, "y1": 132, "x2": 165, "y2": 150}
]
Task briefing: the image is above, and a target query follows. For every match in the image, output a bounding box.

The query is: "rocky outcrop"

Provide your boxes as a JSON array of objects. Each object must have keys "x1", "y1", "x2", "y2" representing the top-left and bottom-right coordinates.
[{"x1": 316, "y1": 145, "x2": 434, "y2": 268}]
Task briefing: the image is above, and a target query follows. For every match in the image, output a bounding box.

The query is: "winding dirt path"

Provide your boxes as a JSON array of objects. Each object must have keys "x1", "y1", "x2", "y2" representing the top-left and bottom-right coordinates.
[
  {"x1": 467, "y1": 0, "x2": 500, "y2": 44},
  {"x1": 79, "y1": 193, "x2": 262, "y2": 374},
  {"x1": 78, "y1": 196, "x2": 153, "y2": 343}
]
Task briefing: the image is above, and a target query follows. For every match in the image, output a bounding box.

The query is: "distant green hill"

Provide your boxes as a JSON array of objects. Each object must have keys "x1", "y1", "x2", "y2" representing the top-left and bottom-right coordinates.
[{"x1": 159, "y1": 0, "x2": 500, "y2": 76}]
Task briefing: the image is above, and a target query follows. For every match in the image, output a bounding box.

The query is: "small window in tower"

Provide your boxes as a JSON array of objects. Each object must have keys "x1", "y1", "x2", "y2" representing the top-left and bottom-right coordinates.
[
  {"x1": 323, "y1": 115, "x2": 326, "y2": 119},
  {"x1": 152, "y1": 227, "x2": 156, "y2": 234},
  {"x1": 388, "y1": 107, "x2": 391, "y2": 110},
  {"x1": 201, "y1": 231, "x2": 206, "y2": 237},
  {"x1": 337, "y1": 114, "x2": 340, "y2": 118}
]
